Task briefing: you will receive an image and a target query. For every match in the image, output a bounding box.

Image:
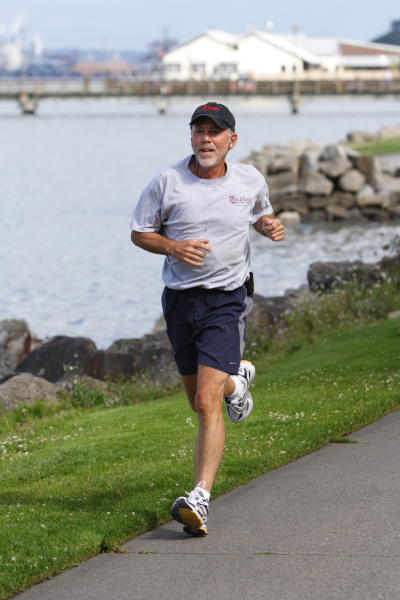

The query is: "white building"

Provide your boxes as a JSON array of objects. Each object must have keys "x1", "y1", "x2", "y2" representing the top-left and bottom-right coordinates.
[
  {"x1": 161, "y1": 27, "x2": 400, "y2": 81},
  {"x1": 161, "y1": 30, "x2": 240, "y2": 81},
  {"x1": 161, "y1": 29, "x2": 321, "y2": 81},
  {"x1": 237, "y1": 31, "x2": 320, "y2": 78},
  {"x1": 282, "y1": 33, "x2": 400, "y2": 72}
]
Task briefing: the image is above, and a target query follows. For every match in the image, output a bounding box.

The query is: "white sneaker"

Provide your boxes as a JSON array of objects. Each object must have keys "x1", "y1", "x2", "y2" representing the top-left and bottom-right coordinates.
[
  {"x1": 171, "y1": 488, "x2": 209, "y2": 536},
  {"x1": 225, "y1": 360, "x2": 256, "y2": 423}
]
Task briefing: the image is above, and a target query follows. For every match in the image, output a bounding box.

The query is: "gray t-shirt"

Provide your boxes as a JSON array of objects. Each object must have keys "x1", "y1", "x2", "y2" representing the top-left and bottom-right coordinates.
[{"x1": 131, "y1": 155, "x2": 273, "y2": 290}]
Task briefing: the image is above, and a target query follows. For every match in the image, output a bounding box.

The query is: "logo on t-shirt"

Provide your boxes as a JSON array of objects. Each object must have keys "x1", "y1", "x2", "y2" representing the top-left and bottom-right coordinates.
[{"x1": 229, "y1": 194, "x2": 252, "y2": 205}]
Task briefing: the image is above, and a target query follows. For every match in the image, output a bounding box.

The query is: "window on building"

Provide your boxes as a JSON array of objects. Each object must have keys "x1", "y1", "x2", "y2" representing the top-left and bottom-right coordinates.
[
  {"x1": 219, "y1": 63, "x2": 238, "y2": 73},
  {"x1": 167, "y1": 64, "x2": 181, "y2": 73},
  {"x1": 191, "y1": 63, "x2": 206, "y2": 73}
]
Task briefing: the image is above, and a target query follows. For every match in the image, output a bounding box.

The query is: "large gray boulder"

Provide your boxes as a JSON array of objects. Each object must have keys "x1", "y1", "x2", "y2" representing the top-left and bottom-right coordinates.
[
  {"x1": 247, "y1": 288, "x2": 316, "y2": 341},
  {"x1": 16, "y1": 335, "x2": 97, "y2": 383},
  {"x1": 374, "y1": 174, "x2": 400, "y2": 194},
  {"x1": 319, "y1": 144, "x2": 348, "y2": 162},
  {"x1": 378, "y1": 155, "x2": 400, "y2": 177},
  {"x1": 386, "y1": 191, "x2": 400, "y2": 216},
  {"x1": 378, "y1": 125, "x2": 400, "y2": 139},
  {"x1": 338, "y1": 169, "x2": 366, "y2": 193},
  {"x1": 272, "y1": 194, "x2": 309, "y2": 215},
  {"x1": 343, "y1": 146, "x2": 362, "y2": 160},
  {"x1": 286, "y1": 140, "x2": 323, "y2": 156},
  {"x1": 0, "y1": 319, "x2": 33, "y2": 377},
  {"x1": 56, "y1": 374, "x2": 119, "y2": 405},
  {"x1": 346, "y1": 130, "x2": 376, "y2": 143},
  {"x1": 0, "y1": 373, "x2": 59, "y2": 411},
  {"x1": 267, "y1": 155, "x2": 299, "y2": 176},
  {"x1": 307, "y1": 261, "x2": 385, "y2": 292},
  {"x1": 89, "y1": 330, "x2": 179, "y2": 387},
  {"x1": 267, "y1": 171, "x2": 299, "y2": 198},
  {"x1": 356, "y1": 185, "x2": 379, "y2": 207},
  {"x1": 243, "y1": 151, "x2": 269, "y2": 176},
  {"x1": 352, "y1": 154, "x2": 381, "y2": 186},
  {"x1": 299, "y1": 150, "x2": 321, "y2": 177},
  {"x1": 300, "y1": 171, "x2": 334, "y2": 196},
  {"x1": 318, "y1": 156, "x2": 352, "y2": 178},
  {"x1": 247, "y1": 293, "x2": 292, "y2": 333}
]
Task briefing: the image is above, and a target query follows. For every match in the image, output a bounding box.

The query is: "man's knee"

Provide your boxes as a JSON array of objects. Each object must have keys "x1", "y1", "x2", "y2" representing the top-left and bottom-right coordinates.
[{"x1": 195, "y1": 386, "x2": 223, "y2": 418}]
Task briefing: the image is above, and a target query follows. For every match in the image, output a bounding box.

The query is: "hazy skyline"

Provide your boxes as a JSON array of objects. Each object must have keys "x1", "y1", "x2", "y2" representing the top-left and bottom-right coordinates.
[{"x1": 0, "y1": 0, "x2": 398, "y2": 50}]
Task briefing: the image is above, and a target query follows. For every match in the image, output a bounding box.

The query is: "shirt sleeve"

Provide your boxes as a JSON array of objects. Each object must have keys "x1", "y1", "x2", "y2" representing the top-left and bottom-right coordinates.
[
  {"x1": 130, "y1": 177, "x2": 163, "y2": 232},
  {"x1": 251, "y1": 178, "x2": 273, "y2": 224}
]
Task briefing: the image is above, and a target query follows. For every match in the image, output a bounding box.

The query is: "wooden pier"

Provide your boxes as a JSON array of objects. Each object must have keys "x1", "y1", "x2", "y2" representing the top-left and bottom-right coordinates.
[{"x1": 0, "y1": 74, "x2": 399, "y2": 114}]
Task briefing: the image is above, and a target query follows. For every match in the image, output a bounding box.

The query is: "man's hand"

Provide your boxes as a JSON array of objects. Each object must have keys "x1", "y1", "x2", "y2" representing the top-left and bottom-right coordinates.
[
  {"x1": 256, "y1": 216, "x2": 285, "y2": 242},
  {"x1": 263, "y1": 217, "x2": 285, "y2": 241},
  {"x1": 170, "y1": 238, "x2": 213, "y2": 267},
  {"x1": 131, "y1": 231, "x2": 212, "y2": 267}
]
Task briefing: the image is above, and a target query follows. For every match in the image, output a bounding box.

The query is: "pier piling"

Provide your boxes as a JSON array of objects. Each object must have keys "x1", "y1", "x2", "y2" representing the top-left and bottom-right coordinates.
[{"x1": 18, "y1": 93, "x2": 39, "y2": 115}]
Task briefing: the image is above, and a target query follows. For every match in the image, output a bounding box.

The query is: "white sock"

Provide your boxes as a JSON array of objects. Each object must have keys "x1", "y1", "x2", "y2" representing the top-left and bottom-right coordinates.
[
  {"x1": 226, "y1": 374, "x2": 245, "y2": 399},
  {"x1": 194, "y1": 485, "x2": 210, "y2": 501}
]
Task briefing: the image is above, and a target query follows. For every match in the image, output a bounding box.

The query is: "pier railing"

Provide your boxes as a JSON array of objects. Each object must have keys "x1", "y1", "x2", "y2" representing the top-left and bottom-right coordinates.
[{"x1": 0, "y1": 72, "x2": 399, "y2": 114}]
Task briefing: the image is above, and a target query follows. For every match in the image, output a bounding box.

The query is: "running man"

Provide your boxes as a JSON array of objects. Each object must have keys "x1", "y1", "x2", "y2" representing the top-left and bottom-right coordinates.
[{"x1": 131, "y1": 102, "x2": 285, "y2": 536}]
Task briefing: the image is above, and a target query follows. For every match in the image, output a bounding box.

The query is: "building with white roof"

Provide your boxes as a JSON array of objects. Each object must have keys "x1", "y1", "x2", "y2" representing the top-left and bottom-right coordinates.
[
  {"x1": 282, "y1": 33, "x2": 400, "y2": 72},
  {"x1": 161, "y1": 27, "x2": 400, "y2": 81},
  {"x1": 161, "y1": 29, "x2": 240, "y2": 81},
  {"x1": 237, "y1": 31, "x2": 320, "y2": 78},
  {"x1": 161, "y1": 28, "x2": 321, "y2": 81}
]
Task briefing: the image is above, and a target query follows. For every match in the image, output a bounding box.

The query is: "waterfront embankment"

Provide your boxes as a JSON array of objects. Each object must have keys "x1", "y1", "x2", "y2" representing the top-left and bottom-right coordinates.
[
  {"x1": 243, "y1": 125, "x2": 400, "y2": 223},
  {"x1": 1, "y1": 250, "x2": 399, "y2": 412}
]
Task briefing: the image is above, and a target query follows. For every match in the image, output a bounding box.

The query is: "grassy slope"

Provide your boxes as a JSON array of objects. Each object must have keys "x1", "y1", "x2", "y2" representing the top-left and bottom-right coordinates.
[
  {"x1": 0, "y1": 317, "x2": 399, "y2": 598},
  {"x1": 352, "y1": 136, "x2": 400, "y2": 155}
]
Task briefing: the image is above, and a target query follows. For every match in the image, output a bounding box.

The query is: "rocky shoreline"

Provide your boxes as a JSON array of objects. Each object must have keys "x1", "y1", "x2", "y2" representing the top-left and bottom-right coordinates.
[
  {"x1": 1, "y1": 254, "x2": 399, "y2": 412},
  {"x1": 243, "y1": 125, "x2": 400, "y2": 223}
]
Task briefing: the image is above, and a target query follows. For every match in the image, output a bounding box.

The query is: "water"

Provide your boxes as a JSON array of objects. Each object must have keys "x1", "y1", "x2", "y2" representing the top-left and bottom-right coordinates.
[{"x1": 0, "y1": 97, "x2": 399, "y2": 348}]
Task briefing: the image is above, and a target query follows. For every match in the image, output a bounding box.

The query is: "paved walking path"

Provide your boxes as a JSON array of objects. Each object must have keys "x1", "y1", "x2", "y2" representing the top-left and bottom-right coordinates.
[{"x1": 16, "y1": 411, "x2": 400, "y2": 600}]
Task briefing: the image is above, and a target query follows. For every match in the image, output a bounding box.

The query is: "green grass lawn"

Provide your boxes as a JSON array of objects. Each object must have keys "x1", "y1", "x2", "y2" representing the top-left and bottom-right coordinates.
[
  {"x1": 0, "y1": 317, "x2": 399, "y2": 599},
  {"x1": 353, "y1": 136, "x2": 400, "y2": 155}
]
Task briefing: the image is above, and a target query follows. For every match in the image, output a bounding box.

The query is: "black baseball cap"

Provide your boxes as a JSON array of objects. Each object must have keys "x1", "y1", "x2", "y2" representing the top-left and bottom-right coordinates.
[{"x1": 189, "y1": 102, "x2": 235, "y2": 132}]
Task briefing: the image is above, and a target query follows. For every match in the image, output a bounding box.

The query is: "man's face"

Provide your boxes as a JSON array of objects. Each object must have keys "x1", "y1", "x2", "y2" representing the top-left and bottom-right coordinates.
[{"x1": 190, "y1": 117, "x2": 237, "y2": 169}]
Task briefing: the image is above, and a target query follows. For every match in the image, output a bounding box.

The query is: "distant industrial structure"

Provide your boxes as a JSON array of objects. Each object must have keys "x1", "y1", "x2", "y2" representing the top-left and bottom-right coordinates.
[
  {"x1": 0, "y1": 13, "x2": 43, "y2": 73},
  {"x1": 0, "y1": 13, "x2": 144, "y2": 76}
]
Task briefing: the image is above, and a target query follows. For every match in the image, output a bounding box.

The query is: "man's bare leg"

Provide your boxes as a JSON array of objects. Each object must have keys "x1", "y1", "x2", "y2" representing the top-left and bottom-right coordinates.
[
  {"x1": 181, "y1": 368, "x2": 236, "y2": 492},
  {"x1": 181, "y1": 372, "x2": 235, "y2": 412},
  {"x1": 172, "y1": 367, "x2": 249, "y2": 534},
  {"x1": 193, "y1": 364, "x2": 231, "y2": 493}
]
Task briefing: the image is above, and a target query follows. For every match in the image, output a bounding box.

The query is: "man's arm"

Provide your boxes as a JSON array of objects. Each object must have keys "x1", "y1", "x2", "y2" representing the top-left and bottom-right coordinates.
[
  {"x1": 253, "y1": 214, "x2": 285, "y2": 242},
  {"x1": 131, "y1": 231, "x2": 213, "y2": 267}
]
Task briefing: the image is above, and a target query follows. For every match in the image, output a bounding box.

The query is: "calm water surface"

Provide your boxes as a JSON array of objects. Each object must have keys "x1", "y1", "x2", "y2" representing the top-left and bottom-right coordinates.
[{"x1": 0, "y1": 97, "x2": 399, "y2": 347}]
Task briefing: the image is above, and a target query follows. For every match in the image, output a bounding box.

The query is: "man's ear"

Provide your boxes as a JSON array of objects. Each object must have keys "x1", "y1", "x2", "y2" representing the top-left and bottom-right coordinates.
[{"x1": 229, "y1": 133, "x2": 238, "y2": 150}]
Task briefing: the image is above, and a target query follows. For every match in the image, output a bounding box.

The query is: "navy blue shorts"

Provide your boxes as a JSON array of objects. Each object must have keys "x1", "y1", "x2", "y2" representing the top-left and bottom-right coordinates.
[{"x1": 161, "y1": 285, "x2": 253, "y2": 376}]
